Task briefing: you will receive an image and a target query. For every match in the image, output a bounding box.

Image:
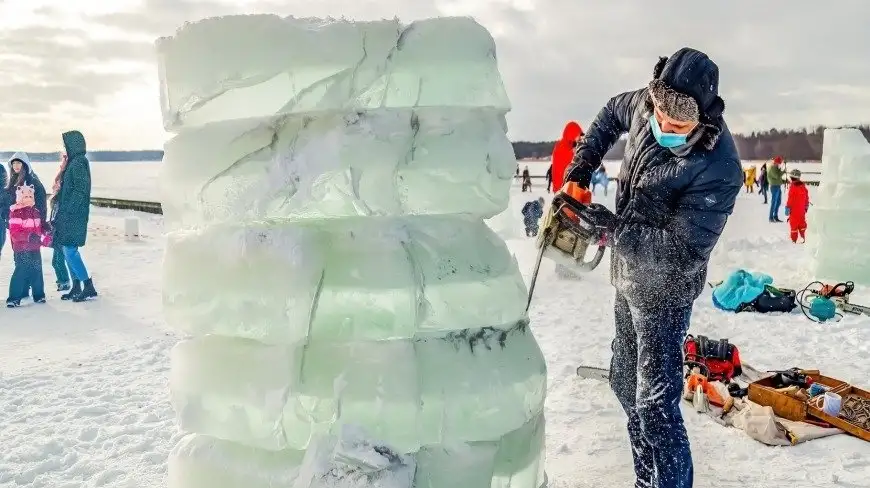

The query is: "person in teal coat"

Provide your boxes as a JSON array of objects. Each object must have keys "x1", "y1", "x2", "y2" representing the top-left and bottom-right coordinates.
[{"x1": 51, "y1": 130, "x2": 98, "y2": 302}]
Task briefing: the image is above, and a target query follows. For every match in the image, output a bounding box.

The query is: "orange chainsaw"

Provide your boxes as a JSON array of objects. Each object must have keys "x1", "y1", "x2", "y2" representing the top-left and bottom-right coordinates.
[
  {"x1": 809, "y1": 281, "x2": 870, "y2": 316},
  {"x1": 526, "y1": 182, "x2": 610, "y2": 311}
]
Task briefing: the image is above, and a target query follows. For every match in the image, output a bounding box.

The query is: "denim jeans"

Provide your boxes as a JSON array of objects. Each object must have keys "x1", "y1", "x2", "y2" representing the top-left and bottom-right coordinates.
[
  {"x1": 769, "y1": 185, "x2": 782, "y2": 220},
  {"x1": 0, "y1": 225, "x2": 5, "y2": 258},
  {"x1": 62, "y1": 246, "x2": 90, "y2": 281},
  {"x1": 610, "y1": 293, "x2": 694, "y2": 488},
  {"x1": 52, "y1": 244, "x2": 70, "y2": 284},
  {"x1": 8, "y1": 250, "x2": 45, "y2": 302}
]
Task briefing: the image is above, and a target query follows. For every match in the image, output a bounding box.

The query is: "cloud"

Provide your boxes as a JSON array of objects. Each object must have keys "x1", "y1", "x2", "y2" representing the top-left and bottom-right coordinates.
[{"x1": 1, "y1": 0, "x2": 869, "y2": 150}]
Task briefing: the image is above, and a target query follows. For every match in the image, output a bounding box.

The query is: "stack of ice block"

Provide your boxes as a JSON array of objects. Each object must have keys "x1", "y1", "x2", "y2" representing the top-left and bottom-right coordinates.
[
  {"x1": 156, "y1": 15, "x2": 547, "y2": 488},
  {"x1": 808, "y1": 128, "x2": 870, "y2": 283}
]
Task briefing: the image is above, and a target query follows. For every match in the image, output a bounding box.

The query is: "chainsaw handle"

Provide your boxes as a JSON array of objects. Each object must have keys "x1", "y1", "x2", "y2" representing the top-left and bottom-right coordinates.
[{"x1": 576, "y1": 245, "x2": 606, "y2": 271}]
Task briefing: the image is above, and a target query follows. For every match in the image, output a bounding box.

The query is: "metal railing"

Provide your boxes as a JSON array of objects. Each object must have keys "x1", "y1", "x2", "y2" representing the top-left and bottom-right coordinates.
[
  {"x1": 73, "y1": 171, "x2": 826, "y2": 215},
  {"x1": 90, "y1": 197, "x2": 163, "y2": 214},
  {"x1": 515, "y1": 173, "x2": 821, "y2": 186}
]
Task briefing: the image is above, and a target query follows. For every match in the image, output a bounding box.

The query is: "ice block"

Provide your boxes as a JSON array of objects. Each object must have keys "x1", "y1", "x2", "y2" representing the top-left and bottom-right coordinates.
[
  {"x1": 158, "y1": 14, "x2": 547, "y2": 488},
  {"x1": 808, "y1": 128, "x2": 870, "y2": 282}
]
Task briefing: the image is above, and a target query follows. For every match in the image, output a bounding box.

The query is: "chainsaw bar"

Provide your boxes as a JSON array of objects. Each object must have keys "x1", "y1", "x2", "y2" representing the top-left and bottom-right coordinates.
[
  {"x1": 576, "y1": 362, "x2": 767, "y2": 383},
  {"x1": 525, "y1": 228, "x2": 555, "y2": 313},
  {"x1": 832, "y1": 296, "x2": 870, "y2": 316}
]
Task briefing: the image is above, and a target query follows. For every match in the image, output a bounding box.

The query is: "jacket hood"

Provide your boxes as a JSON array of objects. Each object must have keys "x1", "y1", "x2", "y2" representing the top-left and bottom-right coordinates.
[
  {"x1": 561, "y1": 121, "x2": 583, "y2": 141},
  {"x1": 7, "y1": 151, "x2": 32, "y2": 174},
  {"x1": 62, "y1": 130, "x2": 88, "y2": 158}
]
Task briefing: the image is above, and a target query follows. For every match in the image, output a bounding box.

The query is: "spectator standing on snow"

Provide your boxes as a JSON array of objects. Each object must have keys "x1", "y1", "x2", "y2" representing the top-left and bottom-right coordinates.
[
  {"x1": 6, "y1": 184, "x2": 46, "y2": 307},
  {"x1": 785, "y1": 169, "x2": 810, "y2": 243},
  {"x1": 550, "y1": 121, "x2": 584, "y2": 193},
  {"x1": 743, "y1": 165, "x2": 756, "y2": 193},
  {"x1": 767, "y1": 156, "x2": 786, "y2": 222},
  {"x1": 758, "y1": 163, "x2": 769, "y2": 204},
  {"x1": 0, "y1": 162, "x2": 7, "y2": 259},
  {"x1": 521, "y1": 197, "x2": 544, "y2": 237},
  {"x1": 591, "y1": 165, "x2": 609, "y2": 196},
  {"x1": 545, "y1": 164, "x2": 553, "y2": 193},
  {"x1": 521, "y1": 165, "x2": 532, "y2": 192},
  {"x1": 564, "y1": 47, "x2": 742, "y2": 488},
  {"x1": 3, "y1": 152, "x2": 48, "y2": 297},
  {"x1": 51, "y1": 130, "x2": 97, "y2": 302},
  {"x1": 49, "y1": 158, "x2": 72, "y2": 292}
]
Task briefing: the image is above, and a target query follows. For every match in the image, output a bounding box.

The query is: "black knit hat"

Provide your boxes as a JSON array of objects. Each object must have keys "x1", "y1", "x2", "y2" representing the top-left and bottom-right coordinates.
[{"x1": 648, "y1": 48, "x2": 725, "y2": 124}]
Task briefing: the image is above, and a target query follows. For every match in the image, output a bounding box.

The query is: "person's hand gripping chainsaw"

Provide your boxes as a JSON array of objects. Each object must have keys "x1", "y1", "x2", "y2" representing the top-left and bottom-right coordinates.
[{"x1": 556, "y1": 181, "x2": 619, "y2": 247}]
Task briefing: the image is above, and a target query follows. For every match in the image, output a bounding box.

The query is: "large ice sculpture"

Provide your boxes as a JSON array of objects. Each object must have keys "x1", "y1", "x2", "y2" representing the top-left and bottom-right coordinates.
[
  {"x1": 808, "y1": 128, "x2": 870, "y2": 283},
  {"x1": 157, "y1": 14, "x2": 547, "y2": 488}
]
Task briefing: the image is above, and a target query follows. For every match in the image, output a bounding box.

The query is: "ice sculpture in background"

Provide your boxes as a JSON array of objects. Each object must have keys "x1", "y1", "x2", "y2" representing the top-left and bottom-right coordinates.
[
  {"x1": 809, "y1": 128, "x2": 870, "y2": 283},
  {"x1": 157, "y1": 14, "x2": 547, "y2": 488}
]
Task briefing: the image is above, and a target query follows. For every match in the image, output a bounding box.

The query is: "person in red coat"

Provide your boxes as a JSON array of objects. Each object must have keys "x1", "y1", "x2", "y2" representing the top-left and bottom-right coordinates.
[
  {"x1": 550, "y1": 121, "x2": 584, "y2": 193},
  {"x1": 6, "y1": 184, "x2": 46, "y2": 307},
  {"x1": 784, "y1": 169, "x2": 810, "y2": 243}
]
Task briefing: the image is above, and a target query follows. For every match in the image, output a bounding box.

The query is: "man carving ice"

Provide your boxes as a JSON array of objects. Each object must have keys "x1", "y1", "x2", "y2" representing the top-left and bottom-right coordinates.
[{"x1": 563, "y1": 48, "x2": 742, "y2": 488}]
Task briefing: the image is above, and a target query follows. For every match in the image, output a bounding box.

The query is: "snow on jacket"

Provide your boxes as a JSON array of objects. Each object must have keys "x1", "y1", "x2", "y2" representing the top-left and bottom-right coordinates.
[
  {"x1": 8, "y1": 205, "x2": 42, "y2": 252},
  {"x1": 565, "y1": 50, "x2": 743, "y2": 308},
  {"x1": 5, "y1": 152, "x2": 48, "y2": 226},
  {"x1": 522, "y1": 199, "x2": 544, "y2": 226},
  {"x1": 52, "y1": 131, "x2": 92, "y2": 248},
  {"x1": 767, "y1": 164, "x2": 786, "y2": 186},
  {"x1": 550, "y1": 121, "x2": 583, "y2": 192},
  {"x1": 786, "y1": 180, "x2": 809, "y2": 217}
]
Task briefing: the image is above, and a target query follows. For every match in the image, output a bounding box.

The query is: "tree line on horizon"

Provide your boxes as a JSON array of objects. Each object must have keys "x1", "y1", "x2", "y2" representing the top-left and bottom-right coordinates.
[
  {"x1": 513, "y1": 125, "x2": 870, "y2": 161},
  {"x1": 2, "y1": 125, "x2": 868, "y2": 163}
]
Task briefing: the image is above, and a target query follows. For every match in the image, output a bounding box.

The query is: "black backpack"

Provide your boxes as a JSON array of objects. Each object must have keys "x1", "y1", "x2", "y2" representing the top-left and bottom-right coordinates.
[{"x1": 738, "y1": 286, "x2": 797, "y2": 313}]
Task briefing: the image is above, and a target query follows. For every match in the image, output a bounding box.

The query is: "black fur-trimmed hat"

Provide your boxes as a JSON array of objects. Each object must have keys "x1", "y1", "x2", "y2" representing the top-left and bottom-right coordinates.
[{"x1": 648, "y1": 48, "x2": 725, "y2": 124}]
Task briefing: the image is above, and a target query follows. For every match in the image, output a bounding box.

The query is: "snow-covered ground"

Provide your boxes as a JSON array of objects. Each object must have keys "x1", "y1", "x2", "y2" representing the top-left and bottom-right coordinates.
[{"x1": 2, "y1": 181, "x2": 869, "y2": 488}]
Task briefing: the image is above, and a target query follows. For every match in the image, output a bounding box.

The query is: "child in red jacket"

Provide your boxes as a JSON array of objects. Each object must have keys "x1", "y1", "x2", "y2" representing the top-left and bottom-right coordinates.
[
  {"x1": 784, "y1": 169, "x2": 810, "y2": 243},
  {"x1": 7, "y1": 184, "x2": 46, "y2": 307}
]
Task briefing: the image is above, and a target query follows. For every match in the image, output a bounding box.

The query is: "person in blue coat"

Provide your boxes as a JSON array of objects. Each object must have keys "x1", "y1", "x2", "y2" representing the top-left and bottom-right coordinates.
[
  {"x1": 521, "y1": 197, "x2": 544, "y2": 237},
  {"x1": 564, "y1": 48, "x2": 742, "y2": 488}
]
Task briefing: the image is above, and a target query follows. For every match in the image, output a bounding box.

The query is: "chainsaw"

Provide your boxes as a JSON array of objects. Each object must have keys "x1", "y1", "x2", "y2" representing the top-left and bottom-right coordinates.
[
  {"x1": 808, "y1": 281, "x2": 870, "y2": 317},
  {"x1": 526, "y1": 182, "x2": 610, "y2": 311}
]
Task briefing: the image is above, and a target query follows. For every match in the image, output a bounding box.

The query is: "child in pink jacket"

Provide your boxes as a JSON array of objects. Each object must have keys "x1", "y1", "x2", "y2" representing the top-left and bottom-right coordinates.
[{"x1": 7, "y1": 184, "x2": 46, "y2": 307}]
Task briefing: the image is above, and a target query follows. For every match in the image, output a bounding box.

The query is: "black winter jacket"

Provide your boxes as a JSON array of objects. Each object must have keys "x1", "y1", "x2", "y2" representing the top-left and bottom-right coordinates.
[
  {"x1": 566, "y1": 89, "x2": 742, "y2": 308},
  {"x1": 3, "y1": 154, "x2": 48, "y2": 227}
]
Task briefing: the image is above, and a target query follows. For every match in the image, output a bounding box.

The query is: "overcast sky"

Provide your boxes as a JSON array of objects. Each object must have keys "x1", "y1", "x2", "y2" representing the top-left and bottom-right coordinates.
[{"x1": 1, "y1": 0, "x2": 869, "y2": 151}]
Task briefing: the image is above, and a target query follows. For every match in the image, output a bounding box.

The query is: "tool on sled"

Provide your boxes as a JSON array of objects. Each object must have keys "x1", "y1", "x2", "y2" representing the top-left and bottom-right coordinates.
[
  {"x1": 683, "y1": 335, "x2": 743, "y2": 383},
  {"x1": 526, "y1": 182, "x2": 610, "y2": 311}
]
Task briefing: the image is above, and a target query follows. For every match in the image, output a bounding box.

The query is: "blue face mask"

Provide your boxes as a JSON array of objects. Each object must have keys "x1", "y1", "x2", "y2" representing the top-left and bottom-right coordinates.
[{"x1": 649, "y1": 114, "x2": 688, "y2": 148}]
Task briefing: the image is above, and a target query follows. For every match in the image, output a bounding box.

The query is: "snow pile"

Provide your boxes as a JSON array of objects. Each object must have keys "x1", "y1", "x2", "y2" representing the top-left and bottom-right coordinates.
[
  {"x1": 157, "y1": 14, "x2": 545, "y2": 488},
  {"x1": 808, "y1": 128, "x2": 870, "y2": 283}
]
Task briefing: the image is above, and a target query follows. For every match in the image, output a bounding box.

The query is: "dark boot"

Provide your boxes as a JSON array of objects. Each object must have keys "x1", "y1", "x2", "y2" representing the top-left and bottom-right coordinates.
[
  {"x1": 61, "y1": 280, "x2": 81, "y2": 300},
  {"x1": 73, "y1": 279, "x2": 98, "y2": 302}
]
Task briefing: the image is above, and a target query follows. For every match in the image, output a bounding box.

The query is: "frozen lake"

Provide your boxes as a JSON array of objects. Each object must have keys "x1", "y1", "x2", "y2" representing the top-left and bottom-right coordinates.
[{"x1": 27, "y1": 159, "x2": 821, "y2": 201}]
